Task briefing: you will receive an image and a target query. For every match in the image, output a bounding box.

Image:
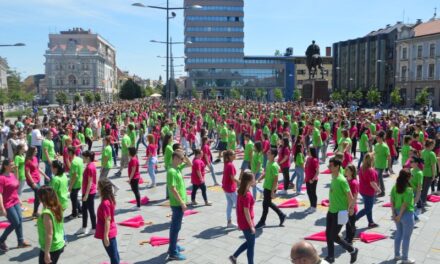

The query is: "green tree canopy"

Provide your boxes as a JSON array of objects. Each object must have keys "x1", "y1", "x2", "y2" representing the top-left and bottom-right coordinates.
[
  {"x1": 73, "y1": 93, "x2": 81, "y2": 104},
  {"x1": 367, "y1": 88, "x2": 381, "y2": 106},
  {"x1": 390, "y1": 88, "x2": 402, "y2": 107},
  {"x1": 94, "y1": 93, "x2": 101, "y2": 102},
  {"x1": 274, "y1": 88, "x2": 283, "y2": 102},
  {"x1": 292, "y1": 89, "x2": 301, "y2": 101},
  {"x1": 330, "y1": 91, "x2": 343, "y2": 102},
  {"x1": 353, "y1": 90, "x2": 363, "y2": 102},
  {"x1": 55, "y1": 91, "x2": 67, "y2": 106},
  {"x1": 230, "y1": 88, "x2": 240, "y2": 99},
  {"x1": 416, "y1": 88, "x2": 429, "y2": 107},
  {"x1": 84, "y1": 91, "x2": 94, "y2": 104},
  {"x1": 119, "y1": 79, "x2": 142, "y2": 100}
]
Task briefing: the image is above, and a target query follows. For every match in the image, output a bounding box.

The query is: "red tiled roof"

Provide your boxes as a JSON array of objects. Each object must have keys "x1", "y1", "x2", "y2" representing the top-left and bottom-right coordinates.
[{"x1": 414, "y1": 19, "x2": 440, "y2": 37}]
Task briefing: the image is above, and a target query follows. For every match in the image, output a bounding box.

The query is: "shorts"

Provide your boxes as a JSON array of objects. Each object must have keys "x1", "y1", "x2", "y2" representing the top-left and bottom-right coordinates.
[
  {"x1": 217, "y1": 141, "x2": 227, "y2": 151},
  {"x1": 121, "y1": 154, "x2": 129, "y2": 168},
  {"x1": 241, "y1": 160, "x2": 250, "y2": 170}
]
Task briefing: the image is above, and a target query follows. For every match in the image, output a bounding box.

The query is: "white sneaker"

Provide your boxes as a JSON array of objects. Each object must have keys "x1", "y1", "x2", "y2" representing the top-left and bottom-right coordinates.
[
  {"x1": 278, "y1": 190, "x2": 288, "y2": 195},
  {"x1": 309, "y1": 207, "x2": 316, "y2": 213},
  {"x1": 401, "y1": 259, "x2": 415, "y2": 264},
  {"x1": 89, "y1": 228, "x2": 96, "y2": 235},
  {"x1": 227, "y1": 223, "x2": 237, "y2": 228},
  {"x1": 75, "y1": 227, "x2": 89, "y2": 235},
  {"x1": 131, "y1": 206, "x2": 141, "y2": 211},
  {"x1": 296, "y1": 191, "x2": 305, "y2": 195}
]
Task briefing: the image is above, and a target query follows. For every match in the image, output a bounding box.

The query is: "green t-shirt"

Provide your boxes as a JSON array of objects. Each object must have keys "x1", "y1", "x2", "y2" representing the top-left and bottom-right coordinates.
[
  {"x1": 374, "y1": 142, "x2": 390, "y2": 169},
  {"x1": 42, "y1": 139, "x2": 55, "y2": 162},
  {"x1": 291, "y1": 122, "x2": 299, "y2": 137},
  {"x1": 359, "y1": 133, "x2": 369, "y2": 152},
  {"x1": 164, "y1": 144, "x2": 174, "y2": 169},
  {"x1": 312, "y1": 127, "x2": 323, "y2": 147},
  {"x1": 295, "y1": 153, "x2": 305, "y2": 166},
  {"x1": 37, "y1": 208, "x2": 65, "y2": 252},
  {"x1": 263, "y1": 161, "x2": 280, "y2": 190},
  {"x1": 121, "y1": 135, "x2": 131, "y2": 155},
  {"x1": 251, "y1": 151, "x2": 263, "y2": 174},
  {"x1": 270, "y1": 133, "x2": 278, "y2": 146},
  {"x1": 69, "y1": 156, "x2": 84, "y2": 189},
  {"x1": 324, "y1": 122, "x2": 331, "y2": 132},
  {"x1": 129, "y1": 130, "x2": 136, "y2": 147},
  {"x1": 369, "y1": 123, "x2": 376, "y2": 135},
  {"x1": 228, "y1": 130, "x2": 236, "y2": 150},
  {"x1": 418, "y1": 131, "x2": 424, "y2": 143},
  {"x1": 244, "y1": 140, "x2": 254, "y2": 162},
  {"x1": 391, "y1": 186, "x2": 414, "y2": 212},
  {"x1": 410, "y1": 168, "x2": 423, "y2": 190},
  {"x1": 329, "y1": 174, "x2": 351, "y2": 213},
  {"x1": 14, "y1": 154, "x2": 25, "y2": 181},
  {"x1": 263, "y1": 125, "x2": 270, "y2": 137},
  {"x1": 78, "y1": 133, "x2": 85, "y2": 144},
  {"x1": 102, "y1": 145, "x2": 113, "y2": 169},
  {"x1": 421, "y1": 149, "x2": 437, "y2": 177},
  {"x1": 220, "y1": 126, "x2": 228, "y2": 143},
  {"x1": 401, "y1": 144, "x2": 410, "y2": 165},
  {"x1": 50, "y1": 174, "x2": 69, "y2": 210},
  {"x1": 85, "y1": 127, "x2": 93, "y2": 138},
  {"x1": 392, "y1": 127, "x2": 399, "y2": 142},
  {"x1": 161, "y1": 125, "x2": 170, "y2": 137},
  {"x1": 167, "y1": 164, "x2": 187, "y2": 207}
]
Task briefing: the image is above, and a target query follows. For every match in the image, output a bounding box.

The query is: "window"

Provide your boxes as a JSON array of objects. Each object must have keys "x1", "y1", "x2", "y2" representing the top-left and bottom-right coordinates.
[
  {"x1": 417, "y1": 45, "x2": 423, "y2": 58},
  {"x1": 430, "y1": 43, "x2": 436, "y2": 58},
  {"x1": 428, "y1": 64, "x2": 435, "y2": 79},
  {"x1": 82, "y1": 63, "x2": 89, "y2": 70},
  {"x1": 186, "y1": 27, "x2": 243, "y2": 32},
  {"x1": 186, "y1": 47, "x2": 243, "y2": 53},
  {"x1": 297, "y1": 70, "x2": 306, "y2": 75},
  {"x1": 297, "y1": 80, "x2": 304, "y2": 85},
  {"x1": 401, "y1": 66, "x2": 407, "y2": 81},
  {"x1": 187, "y1": 37, "x2": 243, "y2": 43},
  {"x1": 186, "y1": 16, "x2": 243, "y2": 22},
  {"x1": 82, "y1": 74, "x2": 90, "y2": 85},
  {"x1": 416, "y1": 65, "x2": 422, "y2": 80},
  {"x1": 68, "y1": 75, "x2": 77, "y2": 85},
  {"x1": 402, "y1": 47, "x2": 407, "y2": 60}
]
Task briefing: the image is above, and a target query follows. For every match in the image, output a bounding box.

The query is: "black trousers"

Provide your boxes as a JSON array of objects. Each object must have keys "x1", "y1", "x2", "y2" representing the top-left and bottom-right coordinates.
[
  {"x1": 282, "y1": 167, "x2": 290, "y2": 191},
  {"x1": 345, "y1": 214, "x2": 357, "y2": 244},
  {"x1": 351, "y1": 138, "x2": 357, "y2": 157},
  {"x1": 191, "y1": 183, "x2": 208, "y2": 202},
  {"x1": 130, "y1": 179, "x2": 141, "y2": 207},
  {"x1": 82, "y1": 194, "x2": 96, "y2": 229},
  {"x1": 258, "y1": 189, "x2": 284, "y2": 225},
  {"x1": 326, "y1": 212, "x2": 354, "y2": 258},
  {"x1": 306, "y1": 180, "x2": 318, "y2": 208},
  {"x1": 85, "y1": 136, "x2": 93, "y2": 151},
  {"x1": 70, "y1": 188, "x2": 82, "y2": 216},
  {"x1": 39, "y1": 247, "x2": 64, "y2": 264}
]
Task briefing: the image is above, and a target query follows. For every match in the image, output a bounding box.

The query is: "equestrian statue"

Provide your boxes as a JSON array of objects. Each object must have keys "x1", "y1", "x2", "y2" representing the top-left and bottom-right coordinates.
[{"x1": 306, "y1": 40, "x2": 325, "y2": 79}]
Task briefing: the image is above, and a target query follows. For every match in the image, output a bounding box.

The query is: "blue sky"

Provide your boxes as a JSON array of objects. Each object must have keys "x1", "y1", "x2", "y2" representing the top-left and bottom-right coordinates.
[{"x1": 0, "y1": 0, "x2": 438, "y2": 80}]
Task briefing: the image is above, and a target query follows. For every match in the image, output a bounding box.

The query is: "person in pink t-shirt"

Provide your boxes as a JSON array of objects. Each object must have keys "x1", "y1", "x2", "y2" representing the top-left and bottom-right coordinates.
[
  {"x1": 146, "y1": 134, "x2": 158, "y2": 188},
  {"x1": 190, "y1": 149, "x2": 212, "y2": 206},
  {"x1": 278, "y1": 137, "x2": 291, "y2": 194},
  {"x1": 128, "y1": 147, "x2": 141, "y2": 210},
  {"x1": 202, "y1": 136, "x2": 219, "y2": 186},
  {"x1": 77, "y1": 151, "x2": 97, "y2": 235},
  {"x1": 229, "y1": 171, "x2": 255, "y2": 264},
  {"x1": 222, "y1": 150, "x2": 239, "y2": 228},
  {"x1": 344, "y1": 164, "x2": 359, "y2": 244},
  {"x1": 62, "y1": 138, "x2": 73, "y2": 173},
  {"x1": 0, "y1": 159, "x2": 31, "y2": 250},
  {"x1": 305, "y1": 147, "x2": 319, "y2": 213},
  {"x1": 95, "y1": 178, "x2": 119, "y2": 264},
  {"x1": 341, "y1": 142, "x2": 353, "y2": 169},
  {"x1": 25, "y1": 146, "x2": 49, "y2": 218}
]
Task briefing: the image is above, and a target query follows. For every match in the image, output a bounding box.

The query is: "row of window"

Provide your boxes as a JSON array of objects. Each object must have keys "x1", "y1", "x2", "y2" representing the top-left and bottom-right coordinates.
[
  {"x1": 186, "y1": 47, "x2": 243, "y2": 53},
  {"x1": 401, "y1": 43, "x2": 436, "y2": 60},
  {"x1": 55, "y1": 75, "x2": 90, "y2": 86},
  {"x1": 186, "y1": 26, "x2": 243, "y2": 32},
  {"x1": 401, "y1": 64, "x2": 436, "y2": 81},
  {"x1": 244, "y1": 59, "x2": 282, "y2": 64},
  {"x1": 199, "y1": 6, "x2": 243, "y2": 12},
  {"x1": 186, "y1": 16, "x2": 243, "y2": 22},
  {"x1": 54, "y1": 63, "x2": 90, "y2": 71},
  {"x1": 189, "y1": 68, "x2": 283, "y2": 78},
  {"x1": 187, "y1": 37, "x2": 243, "y2": 43},
  {"x1": 187, "y1": 58, "x2": 243, "y2": 64}
]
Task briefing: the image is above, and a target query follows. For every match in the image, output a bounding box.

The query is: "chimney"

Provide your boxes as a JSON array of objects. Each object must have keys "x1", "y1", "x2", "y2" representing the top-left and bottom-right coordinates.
[
  {"x1": 326, "y1": 47, "x2": 331, "y2": 57},
  {"x1": 416, "y1": 19, "x2": 422, "y2": 25},
  {"x1": 396, "y1": 21, "x2": 402, "y2": 24},
  {"x1": 386, "y1": 24, "x2": 391, "y2": 28}
]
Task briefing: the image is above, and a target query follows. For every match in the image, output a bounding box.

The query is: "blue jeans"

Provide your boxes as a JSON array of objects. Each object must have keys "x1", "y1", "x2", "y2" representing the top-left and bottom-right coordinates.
[
  {"x1": 376, "y1": 168, "x2": 385, "y2": 195},
  {"x1": 148, "y1": 157, "x2": 157, "y2": 186},
  {"x1": 207, "y1": 163, "x2": 218, "y2": 185},
  {"x1": 315, "y1": 146, "x2": 321, "y2": 161},
  {"x1": 252, "y1": 172, "x2": 263, "y2": 199},
  {"x1": 233, "y1": 229, "x2": 255, "y2": 264},
  {"x1": 394, "y1": 210, "x2": 414, "y2": 260},
  {"x1": 36, "y1": 145, "x2": 42, "y2": 162},
  {"x1": 44, "y1": 160, "x2": 52, "y2": 185},
  {"x1": 356, "y1": 194, "x2": 375, "y2": 224},
  {"x1": 168, "y1": 206, "x2": 184, "y2": 257},
  {"x1": 294, "y1": 167, "x2": 304, "y2": 193},
  {"x1": 103, "y1": 237, "x2": 120, "y2": 264},
  {"x1": 262, "y1": 154, "x2": 268, "y2": 169},
  {"x1": 136, "y1": 136, "x2": 147, "y2": 151},
  {"x1": 357, "y1": 152, "x2": 366, "y2": 170},
  {"x1": 225, "y1": 192, "x2": 237, "y2": 222},
  {"x1": 0, "y1": 203, "x2": 23, "y2": 244}
]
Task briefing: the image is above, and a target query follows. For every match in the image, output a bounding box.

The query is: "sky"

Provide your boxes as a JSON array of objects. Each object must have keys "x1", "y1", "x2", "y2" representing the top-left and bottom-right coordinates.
[{"x1": 0, "y1": 0, "x2": 438, "y2": 80}]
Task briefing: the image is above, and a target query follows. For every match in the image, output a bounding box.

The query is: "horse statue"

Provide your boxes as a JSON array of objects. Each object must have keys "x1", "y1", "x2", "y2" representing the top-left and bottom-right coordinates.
[{"x1": 306, "y1": 40, "x2": 325, "y2": 79}]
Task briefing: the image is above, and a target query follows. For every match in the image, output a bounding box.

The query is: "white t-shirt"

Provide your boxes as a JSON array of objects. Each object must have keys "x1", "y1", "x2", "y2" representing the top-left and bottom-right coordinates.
[{"x1": 31, "y1": 129, "x2": 43, "y2": 146}]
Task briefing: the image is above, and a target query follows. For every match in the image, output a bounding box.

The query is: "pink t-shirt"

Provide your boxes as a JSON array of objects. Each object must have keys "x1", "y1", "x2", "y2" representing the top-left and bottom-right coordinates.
[
  {"x1": 359, "y1": 168, "x2": 378, "y2": 196},
  {"x1": 95, "y1": 199, "x2": 117, "y2": 240},
  {"x1": 128, "y1": 157, "x2": 140, "y2": 180},
  {"x1": 386, "y1": 138, "x2": 396, "y2": 157},
  {"x1": 25, "y1": 157, "x2": 40, "y2": 186},
  {"x1": 262, "y1": 140, "x2": 270, "y2": 154},
  {"x1": 255, "y1": 129, "x2": 263, "y2": 142},
  {"x1": 191, "y1": 159, "x2": 206, "y2": 185},
  {"x1": 63, "y1": 147, "x2": 71, "y2": 172},
  {"x1": 305, "y1": 157, "x2": 319, "y2": 182},
  {"x1": 202, "y1": 144, "x2": 212, "y2": 164},
  {"x1": 342, "y1": 151, "x2": 353, "y2": 168},
  {"x1": 278, "y1": 147, "x2": 291, "y2": 169},
  {"x1": 82, "y1": 162, "x2": 97, "y2": 195},
  {"x1": 348, "y1": 178, "x2": 359, "y2": 212},
  {"x1": 237, "y1": 191, "x2": 255, "y2": 231},
  {"x1": 72, "y1": 138, "x2": 81, "y2": 156},
  {"x1": 222, "y1": 161, "x2": 237, "y2": 193},
  {"x1": 349, "y1": 126, "x2": 358, "y2": 139},
  {"x1": 0, "y1": 173, "x2": 20, "y2": 209},
  {"x1": 146, "y1": 144, "x2": 157, "y2": 157}
]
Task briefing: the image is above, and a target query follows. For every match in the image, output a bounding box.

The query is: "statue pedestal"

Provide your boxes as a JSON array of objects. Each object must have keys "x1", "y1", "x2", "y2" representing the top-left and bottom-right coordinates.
[{"x1": 302, "y1": 79, "x2": 329, "y2": 104}]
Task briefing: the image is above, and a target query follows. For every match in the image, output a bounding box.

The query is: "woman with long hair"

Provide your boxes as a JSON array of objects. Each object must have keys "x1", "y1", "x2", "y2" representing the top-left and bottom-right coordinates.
[
  {"x1": 229, "y1": 171, "x2": 256, "y2": 264},
  {"x1": 13, "y1": 144, "x2": 26, "y2": 197},
  {"x1": 146, "y1": 134, "x2": 157, "y2": 188},
  {"x1": 76, "y1": 151, "x2": 97, "y2": 235},
  {"x1": 0, "y1": 159, "x2": 31, "y2": 252},
  {"x1": 391, "y1": 170, "x2": 416, "y2": 264},
  {"x1": 128, "y1": 147, "x2": 141, "y2": 210},
  {"x1": 356, "y1": 153, "x2": 381, "y2": 228},
  {"x1": 25, "y1": 146, "x2": 49, "y2": 218},
  {"x1": 95, "y1": 178, "x2": 119, "y2": 264},
  {"x1": 222, "y1": 150, "x2": 239, "y2": 228},
  {"x1": 305, "y1": 147, "x2": 319, "y2": 213},
  {"x1": 251, "y1": 141, "x2": 264, "y2": 199},
  {"x1": 278, "y1": 137, "x2": 291, "y2": 195},
  {"x1": 163, "y1": 134, "x2": 174, "y2": 170},
  {"x1": 37, "y1": 186, "x2": 65, "y2": 264},
  {"x1": 291, "y1": 143, "x2": 305, "y2": 194},
  {"x1": 343, "y1": 164, "x2": 359, "y2": 244},
  {"x1": 49, "y1": 160, "x2": 69, "y2": 212}
]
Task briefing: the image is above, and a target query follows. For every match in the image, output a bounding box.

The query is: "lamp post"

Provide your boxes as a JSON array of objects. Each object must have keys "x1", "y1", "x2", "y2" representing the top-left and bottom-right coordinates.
[
  {"x1": 0, "y1": 43, "x2": 25, "y2": 47},
  {"x1": 132, "y1": 2, "x2": 201, "y2": 117}
]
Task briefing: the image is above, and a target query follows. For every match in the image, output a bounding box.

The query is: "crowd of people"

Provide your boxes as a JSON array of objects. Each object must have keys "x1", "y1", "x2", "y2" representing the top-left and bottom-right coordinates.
[{"x1": 0, "y1": 99, "x2": 438, "y2": 264}]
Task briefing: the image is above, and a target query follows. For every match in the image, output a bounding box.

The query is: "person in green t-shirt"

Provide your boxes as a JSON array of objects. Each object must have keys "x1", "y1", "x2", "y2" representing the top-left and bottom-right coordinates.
[
  {"x1": 67, "y1": 147, "x2": 84, "y2": 219},
  {"x1": 325, "y1": 157, "x2": 357, "y2": 263},
  {"x1": 14, "y1": 144, "x2": 26, "y2": 196},
  {"x1": 117, "y1": 129, "x2": 131, "y2": 176},
  {"x1": 42, "y1": 130, "x2": 56, "y2": 184},
  {"x1": 255, "y1": 148, "x2": 286, "y2": 229},
  {"x1": 291, "y1": 144, "x2": 305, "y2": 191},
  {"x1": 357, "y1": 127, "x2": 369, "y2": 170},
  {"x1": 85, "y1": 124, "x2": 93, "y2": 151},
  {"x1": 420, "y1": 139, "x2": 437, "y2": 207},
  {"x1": 216, "y1": 123, "x2": 229, "y2": 161},
  {"x1": 101, "y1": 136, "x2": 119, "y2": 194},
  {"x1": 270, "y1": 130, "x2": 279, "y2": 148},
  {"x1": 401, "y1": 136, "x2": 412, "y2": 167},
  {"x1": 167, "y1": 151, "x2": 192, "y2": 260},
  {"x1": 410, "y1": 156, "x2": 423, "y2": 209},
  {"x1": 374, "y1": 131, "x2": 391, "y2": 197},
  {"x1": 227, "y1": 124, "x2": 236, "y2": 151},
  {"x1": 49, "y1": 160, "x2": 69, "y2": 211},
  {"x1": 390, "y1": 170, "x2": 415, "y2": 263},
  {"x1": 240, "y1": 134, "x2": 254, "y2": 179},
  {"x1": 163, "y1": 134, "x2": 174, "y2": 170},
  {"x1": 251, "y1": 142, "x2": 264, "y2": 199},
  {"x1": 128, "y1": 123, "x2": 136, "y2": 148},
  {"x1": 37, "y1": 186, "x2": 65, "y2": 264}
]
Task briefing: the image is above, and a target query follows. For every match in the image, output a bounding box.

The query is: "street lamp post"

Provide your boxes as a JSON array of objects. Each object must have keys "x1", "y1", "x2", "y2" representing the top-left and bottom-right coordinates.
[{"x1": 0, "y1": 43, "x2": 25, "y2": 47}]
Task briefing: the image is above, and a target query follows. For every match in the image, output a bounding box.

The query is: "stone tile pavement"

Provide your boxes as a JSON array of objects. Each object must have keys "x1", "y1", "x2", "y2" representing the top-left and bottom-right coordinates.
[{"x1": 0, "y1": 141, "x2": 440, "y2": 264}]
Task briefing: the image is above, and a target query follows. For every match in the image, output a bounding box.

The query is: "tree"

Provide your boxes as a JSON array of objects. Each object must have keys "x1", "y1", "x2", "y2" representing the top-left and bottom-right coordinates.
[
  {"x1": 255, "y1": 88, "x2": 266, "y2": 101},
  {"x1": 274, "y1": 88, "x2": 283, "y2": 102},
  {"x1": 145, "y1": 86, "x2": 154, "y2": 97},
  {"x1": 0, "y1": 90, "x2": 8, "y2": 105},
  {"x1": 230, "y1": 88, "x2": 240, "y2": 99},
  {"x1": 119, "y1": 79, "x2": 142, "y2": 100},
  {"x1": 292, "y1": 89, "x2": 301, "y2": 101},
  {"x1": 415, "y1": 88, "x2": 429, "y2": 107},
  {"x1": 390, "y1": 88, "x2": 402, "y2": 107},
  {"x1": 94, "y1": 93, "x2": 101, "y2": 103},
  {"x1": 274, "y1": 50, "x2": 282, "y2": 56},
  {"x1": 209, "y1": 89, "x2": 217, "y2": 99},
  {"x1": 367, "y1": 88, "x2": 381, "y2": 106},
  {"x1": 55, "y1": 92, "x2": 67, "y2": 106},
  {"x1": 330, "y1": 90, "x2": 343, "y2": 102},
  {"x1": 353, "y1": 90, "x2": 363, "y2": 103},
  {"x1": 191, "y1": 87, "x2": 200, "y2": 99},
  {"x1": 84, "y1": 91, "x2": 94, "y2": 104},
  {"x1": 73, "y1": 93, "x2": 81, "y2": 104}
]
